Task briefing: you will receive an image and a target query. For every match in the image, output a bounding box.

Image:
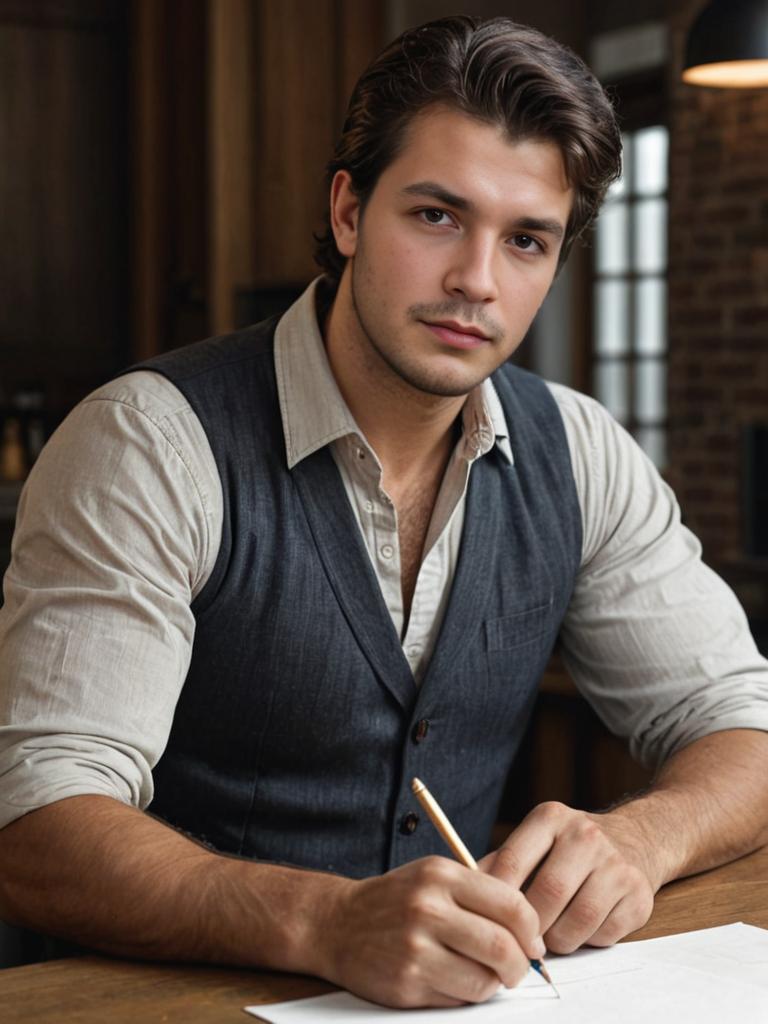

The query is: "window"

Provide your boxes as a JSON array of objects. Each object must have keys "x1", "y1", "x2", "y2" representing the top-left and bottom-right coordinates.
[{"x1": 592, "y1": 124, "x2": 669, "y2": 468}]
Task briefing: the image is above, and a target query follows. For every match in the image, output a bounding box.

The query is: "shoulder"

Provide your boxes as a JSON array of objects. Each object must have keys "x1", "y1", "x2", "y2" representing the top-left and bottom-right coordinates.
[
  {"x1": 542, "y1": 379, "x2": 648, "y2": 488},
  {"x1": 541, "y1": 381, "x2": 677, "y2": 567},
  {"x1": 544, "y1": 380, "x2": 617, "y2": 449},
  {"x1": 78, "y1": 372, "x2": 214, "y2": 475},
  {"x1": 84, "y1": 370, "x2": 195, "y2": 424},
  {"x1": 21, "y1": 370, "x2": 222, "y2": 598},
  {"x1": 53, "y1": 371, "x2": 222, "y2": 536}
]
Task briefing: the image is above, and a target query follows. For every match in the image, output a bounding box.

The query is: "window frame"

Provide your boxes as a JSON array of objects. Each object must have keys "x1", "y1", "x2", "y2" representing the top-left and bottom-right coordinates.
[{"x1": 588, "y1": 70, "x2": 670, "y2": 468}]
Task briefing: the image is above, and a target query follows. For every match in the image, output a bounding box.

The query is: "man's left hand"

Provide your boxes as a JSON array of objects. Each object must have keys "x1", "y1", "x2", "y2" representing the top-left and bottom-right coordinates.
[{"x1": 480, "y1": 801, "x2": 659, "y2": 953}]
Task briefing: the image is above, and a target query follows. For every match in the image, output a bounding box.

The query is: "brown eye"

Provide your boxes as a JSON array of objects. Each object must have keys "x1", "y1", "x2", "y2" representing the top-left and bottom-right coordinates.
[
  {"x1": 511, "y1": 234, "x2": 543, "y2": 254},
  {"x1": 422, "y1": 209, "x2": 446, "y2": 224}
]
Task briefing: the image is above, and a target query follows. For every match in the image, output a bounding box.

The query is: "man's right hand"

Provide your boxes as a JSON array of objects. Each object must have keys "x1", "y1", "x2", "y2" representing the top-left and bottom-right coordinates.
[
  {"x1": 0, "y1": 800, "x2": 542, "y2": 1010},
  {"x1": 315, "y1": 855, "x2": 544, "y2": 1009}
]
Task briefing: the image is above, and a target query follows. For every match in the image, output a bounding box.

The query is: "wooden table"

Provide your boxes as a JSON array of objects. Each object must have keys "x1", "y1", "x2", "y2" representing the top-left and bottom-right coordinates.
[{"x1": 2, "y1": 845, "x2": 767, "y2": 1023}]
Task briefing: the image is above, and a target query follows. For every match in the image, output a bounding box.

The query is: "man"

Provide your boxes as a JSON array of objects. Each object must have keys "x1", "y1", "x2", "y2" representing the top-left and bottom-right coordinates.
[{"x1": 1, "y1": 15, "x2": 767, "y2": 1010}]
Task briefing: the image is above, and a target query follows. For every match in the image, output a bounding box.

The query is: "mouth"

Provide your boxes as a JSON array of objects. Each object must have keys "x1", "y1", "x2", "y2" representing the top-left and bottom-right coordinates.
[{"x1": 421, "y1": 319, "x2": 492, "y2": 349}]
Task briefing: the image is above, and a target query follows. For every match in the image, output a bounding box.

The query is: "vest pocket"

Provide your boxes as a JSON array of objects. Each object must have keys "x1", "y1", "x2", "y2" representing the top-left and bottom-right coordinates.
[{"x1": 485, "y1": 600, "x2": 554, "y2": 651}]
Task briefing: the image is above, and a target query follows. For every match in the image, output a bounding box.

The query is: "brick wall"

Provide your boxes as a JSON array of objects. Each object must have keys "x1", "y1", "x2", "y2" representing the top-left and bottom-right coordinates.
[{"x1": 666, "y1": 1, "x2": 768, "y2": 577}]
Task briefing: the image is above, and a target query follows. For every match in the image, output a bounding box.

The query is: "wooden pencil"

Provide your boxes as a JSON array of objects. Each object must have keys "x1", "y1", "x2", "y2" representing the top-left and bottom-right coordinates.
[{"x1": 411, "y1": 776, "x2": 560, "y2": 998}]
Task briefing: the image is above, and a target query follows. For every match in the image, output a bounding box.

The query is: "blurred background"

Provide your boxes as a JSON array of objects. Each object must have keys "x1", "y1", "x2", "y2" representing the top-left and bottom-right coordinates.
[{"x1": 0, "y1": 0, "x2": 766, "y2": 811}]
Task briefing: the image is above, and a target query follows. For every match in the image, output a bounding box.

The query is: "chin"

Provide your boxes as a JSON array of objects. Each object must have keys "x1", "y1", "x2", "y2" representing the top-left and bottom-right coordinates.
[{"x1": 397, "y1": 367, "x2": 487, "y2": 399}]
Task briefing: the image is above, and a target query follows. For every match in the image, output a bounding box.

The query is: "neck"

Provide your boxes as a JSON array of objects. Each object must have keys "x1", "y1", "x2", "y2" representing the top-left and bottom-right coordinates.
[{"x1": 323, "y1": 272, "x2": 466, "y2": 485}]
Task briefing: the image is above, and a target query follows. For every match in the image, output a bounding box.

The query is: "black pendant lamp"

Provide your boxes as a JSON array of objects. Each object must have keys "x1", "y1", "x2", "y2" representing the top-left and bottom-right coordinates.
[{"x1": 683, "y1": 0, "x2": 768, "y2": 87}]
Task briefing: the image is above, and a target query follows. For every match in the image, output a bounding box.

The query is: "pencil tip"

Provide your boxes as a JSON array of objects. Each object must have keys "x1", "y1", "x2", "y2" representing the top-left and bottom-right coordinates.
[{"x1": 533, "y1": 961, "x2": 560, "y2": 998}]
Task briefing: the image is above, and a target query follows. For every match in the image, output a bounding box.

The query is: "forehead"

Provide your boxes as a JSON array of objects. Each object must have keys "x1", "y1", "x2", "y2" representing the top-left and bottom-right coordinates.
[{"x1": 378, "y1": 105, "x2": 571, "y2": 211}]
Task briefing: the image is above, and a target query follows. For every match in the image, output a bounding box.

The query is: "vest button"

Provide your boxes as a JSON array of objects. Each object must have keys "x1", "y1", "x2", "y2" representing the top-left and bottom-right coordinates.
[
  {"x1": 399, "y1": 812, "x2": 419, "y2": 835},
  {"x1": 412, "y1": 719, "x2": 430, "y2": 743}
]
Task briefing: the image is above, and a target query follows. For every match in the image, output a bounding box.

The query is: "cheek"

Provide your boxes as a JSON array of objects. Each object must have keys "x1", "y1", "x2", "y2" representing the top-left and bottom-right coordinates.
[
  {"x1": 495, "y1": 280, "x2": 552, "y2": 343},
  {"x1": 369, "y1": 222, "x2": 433, "y2": 277},
  {"x1": 382, "y1": 239, "x2": 428, "y2": 284},
  {"x1": 503, "y1": 268, "x2": 555, "y2": 316}
]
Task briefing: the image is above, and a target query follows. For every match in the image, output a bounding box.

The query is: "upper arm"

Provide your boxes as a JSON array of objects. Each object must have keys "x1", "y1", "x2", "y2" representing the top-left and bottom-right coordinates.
[
  {"x1": 551, "y1": 384, "x2": 768, "y2": 767},
  {"x1": 0, "y1": 374, "x2": 222, "y2": 827}
]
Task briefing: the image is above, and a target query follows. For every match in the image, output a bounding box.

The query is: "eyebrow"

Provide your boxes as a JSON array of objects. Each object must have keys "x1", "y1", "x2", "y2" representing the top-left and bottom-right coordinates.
[{"x1": 400, "y1": 180, "x2": 565, "y2": 240}]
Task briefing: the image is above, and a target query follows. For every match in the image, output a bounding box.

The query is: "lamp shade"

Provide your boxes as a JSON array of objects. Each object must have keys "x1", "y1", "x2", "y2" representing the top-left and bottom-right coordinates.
[{"x1": 683, "y1": 0, "x2": 768, "y2": 87}]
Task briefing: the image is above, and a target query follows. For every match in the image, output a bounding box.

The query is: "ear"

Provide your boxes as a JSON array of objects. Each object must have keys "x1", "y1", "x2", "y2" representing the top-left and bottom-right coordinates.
[{"x1": 329, "y1": 170, "x2": 361, "y2": 258}]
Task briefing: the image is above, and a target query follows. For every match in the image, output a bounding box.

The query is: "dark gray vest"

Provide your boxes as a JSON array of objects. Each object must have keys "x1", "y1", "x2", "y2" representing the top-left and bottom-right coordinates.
[{"x1": 135, "y1": 316, "x2": 582, "y2": 878}]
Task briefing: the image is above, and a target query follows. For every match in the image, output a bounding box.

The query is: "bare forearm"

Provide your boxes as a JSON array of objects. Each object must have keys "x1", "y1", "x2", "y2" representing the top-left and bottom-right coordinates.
[
  {"x1": 0, "y1": 795, "x2": 548, "y2": 1008},
  {"x1": 0, "y1": 795, "x2": 336, "y2": 972},
  {"x1": 604, "y1": 728, "x2": 768, "y2": 889},
  {"x1": 485, "y1": 728, "x2": 768, "y2": 954}
]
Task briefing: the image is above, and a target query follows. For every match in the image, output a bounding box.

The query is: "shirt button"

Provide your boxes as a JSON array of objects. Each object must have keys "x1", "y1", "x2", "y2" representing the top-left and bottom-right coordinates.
[
  {"x1": 380, "y1": 543, "x2": 394, "y2": 560},
  {"x1": 364, "y1": 500, "x2": 374, "y2": 513},
  {"x1": 412, "y1": 719, "x2": 430, "y2": 744},
  {"x1": 407, "y1": 644, "x2": 422, "y2": 658},
  {"x1": 399, "y1": 812, "x2": 419, "y2": 835}
]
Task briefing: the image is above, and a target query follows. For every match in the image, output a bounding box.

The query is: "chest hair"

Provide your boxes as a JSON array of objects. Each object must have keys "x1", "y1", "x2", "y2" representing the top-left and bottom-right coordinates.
[{"x1": 396, "y1": 476, "x2": 442, "y2": 632}]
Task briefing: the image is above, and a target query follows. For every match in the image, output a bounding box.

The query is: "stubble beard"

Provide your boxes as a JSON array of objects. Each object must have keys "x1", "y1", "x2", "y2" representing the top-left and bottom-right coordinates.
[{"x1": 349, "y1": 257, "x2": 508, "y2": 400}]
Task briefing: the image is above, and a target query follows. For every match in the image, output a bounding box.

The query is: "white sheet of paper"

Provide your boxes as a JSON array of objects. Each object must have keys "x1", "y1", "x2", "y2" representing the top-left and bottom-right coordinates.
[
  {"x1": 624, "y1": 922, "x2": 768, "y2": 989},
  {"x1": 244, "y1": 924, "x2": 768, "y2": 1023}
]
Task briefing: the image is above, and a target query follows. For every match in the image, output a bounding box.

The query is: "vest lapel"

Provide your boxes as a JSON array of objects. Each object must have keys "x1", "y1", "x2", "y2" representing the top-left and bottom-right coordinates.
[
  {"x1": 418, "y1": 454, "x2": 506, "y2": 698},
  {"x1": 291, "y1": 447, "x2": 417, "y2": 713}
]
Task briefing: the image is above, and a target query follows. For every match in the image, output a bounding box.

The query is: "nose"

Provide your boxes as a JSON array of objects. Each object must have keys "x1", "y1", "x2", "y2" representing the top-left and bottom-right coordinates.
[{"x1": 442, "y1": 233, "x2": 500, "y2": 304}]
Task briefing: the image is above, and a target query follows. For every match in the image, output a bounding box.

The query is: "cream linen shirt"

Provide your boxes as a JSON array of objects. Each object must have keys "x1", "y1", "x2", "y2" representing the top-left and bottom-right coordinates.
[{"x1": 1, "y1": 280, "x2": 768, "y2": 829}]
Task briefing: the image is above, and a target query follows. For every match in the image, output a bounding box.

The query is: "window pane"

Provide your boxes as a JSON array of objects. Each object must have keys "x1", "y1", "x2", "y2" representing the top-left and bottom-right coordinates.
[
  {"x1": 634, "y1": 126, "x2": 668, "y2": 196},
  {"x1": 607, "y1": 133, "x2": 632, "y2": 199},
  {"x1": 635, "y1": 358, "x2": 666, "y2": 422},
  {"x1": 595, "y1": 359, "x2": 629, "y2": 423},
  {"x1": 636, "y1": 426, "x2": 666, "y2": 468},
  {"x1": 633, "y1": 198, "x2": 667, "y2": 273},
  {"x1": 595, "y1": 280, "x2": 630, "y2": 355},
  {"x1": 596, "y1": 201, "x2": 629, "y2": 274},
  {"x1": 635, "y1": 278, "x2": 667, "y2": 354}
]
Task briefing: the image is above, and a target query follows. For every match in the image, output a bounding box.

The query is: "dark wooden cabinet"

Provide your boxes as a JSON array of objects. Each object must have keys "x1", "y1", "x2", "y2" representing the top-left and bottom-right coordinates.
[
  {"x1": 0, "y1": 1, "x2": 131, "y2": 417},
  {"x1": 0, "y1": 0, "x2": 387, "y2": 412}
]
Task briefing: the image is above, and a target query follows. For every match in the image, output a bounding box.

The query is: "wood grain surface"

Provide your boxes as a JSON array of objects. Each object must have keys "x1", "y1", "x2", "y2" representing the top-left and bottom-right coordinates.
[{"x1": 1, "y1": 845, "x2": 766, "y2": 1023}]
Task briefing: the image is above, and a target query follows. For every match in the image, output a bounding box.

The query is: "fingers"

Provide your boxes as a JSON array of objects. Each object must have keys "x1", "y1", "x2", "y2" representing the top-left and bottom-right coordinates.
[
  {"x1": 325, "y1": 856, "x2": 543, "y2": 1008},
  {"x1": 543, "y1": 873, "x2": 654, "y2": 953},
  {"x1": 406, "y1": 857, "x2": 543, "y2": 976},
  {"x1": 485, "y1": 803, "x2": 560, "y2": 889},
  {"x1": 447, "y1": 863, "x2": 544, "y2": 961},
  {"x1": 584, "y1": 887, "x2": 654, "y2": 949},
  {"x1": 438, "y1": 904, "x2": 533, "y2": 989},
  {"x1": 486, "y1": 803, "x2": 656, "y2": 954},
  {"x1": 420, "y1": 944, "x2": 504, "y2": 1005},
  {"x1": 383, "y1": 935, "x2": 501, "y2": 1007},
  {"x1": 520, "y1": 812, "x2": 600, "y2": 933}
]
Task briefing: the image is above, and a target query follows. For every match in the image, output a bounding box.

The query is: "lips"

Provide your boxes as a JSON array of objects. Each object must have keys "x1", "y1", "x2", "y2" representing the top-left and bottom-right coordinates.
[{"x1": 421, "y1": 319, "x2": 491, "y2": 350}]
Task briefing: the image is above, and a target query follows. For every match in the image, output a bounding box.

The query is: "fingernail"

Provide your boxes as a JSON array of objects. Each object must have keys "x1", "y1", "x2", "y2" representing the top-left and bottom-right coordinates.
[{"x1": 534, "y1": 937, "x2": 547, "y2": 959}]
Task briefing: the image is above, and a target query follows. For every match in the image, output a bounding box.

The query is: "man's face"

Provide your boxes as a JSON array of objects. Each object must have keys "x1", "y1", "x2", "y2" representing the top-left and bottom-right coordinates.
[{"x1": 332, "y1": 105, "x2": 573, "y2": 399}]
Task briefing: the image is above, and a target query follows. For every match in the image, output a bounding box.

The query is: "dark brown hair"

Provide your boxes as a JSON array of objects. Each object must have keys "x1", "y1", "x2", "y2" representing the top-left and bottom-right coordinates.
[{"x1": 314, "y1": 15, "x2": 621, "y2": 280}]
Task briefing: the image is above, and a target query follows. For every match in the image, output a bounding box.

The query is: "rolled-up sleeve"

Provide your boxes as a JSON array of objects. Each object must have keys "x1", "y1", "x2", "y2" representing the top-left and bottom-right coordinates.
[
  {"x1": 0, "y1": 372, "x2": 222, "y2": 828},
  {"x1": 550, "y1": 382, "x2": 768, "y2": 768}
]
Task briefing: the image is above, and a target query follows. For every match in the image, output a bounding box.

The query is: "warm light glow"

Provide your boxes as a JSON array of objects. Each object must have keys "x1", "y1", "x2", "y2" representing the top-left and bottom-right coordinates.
[{"x1": 682, "y1": 59, "x2": 768, "y2": 87}]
